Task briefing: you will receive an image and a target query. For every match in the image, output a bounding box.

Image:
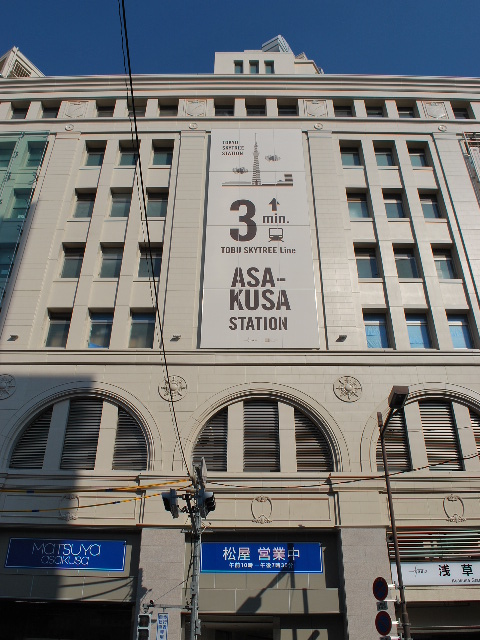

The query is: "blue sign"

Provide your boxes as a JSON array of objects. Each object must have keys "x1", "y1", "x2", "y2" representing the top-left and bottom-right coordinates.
[
  {"x1": 201, "y1": 542, "x2": 323, "y2": 574},
  {"x1": 156, "y1": 613, "x2": 168, "y2": 640},
  {"x1": 5, "y1": 538, "x2": 126, "y2": 571}
]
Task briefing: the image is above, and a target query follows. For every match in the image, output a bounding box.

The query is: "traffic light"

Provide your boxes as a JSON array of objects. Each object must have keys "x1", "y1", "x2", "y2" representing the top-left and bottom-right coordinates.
[
  {"x1": 162, "y1": 488, "x2": 179, "y2": 518},
  {"x1": 137, "y1": 613, "x2": 151, "y2": 640},
  {"x1": 197, "y1": 488, "x2": 215, "y2": 518}
]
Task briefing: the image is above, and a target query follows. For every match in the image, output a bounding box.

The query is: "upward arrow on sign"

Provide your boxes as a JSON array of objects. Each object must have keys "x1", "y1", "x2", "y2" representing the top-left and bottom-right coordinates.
[{"x1": 269, "y1": 198, "x2": 279, "y2": 212}]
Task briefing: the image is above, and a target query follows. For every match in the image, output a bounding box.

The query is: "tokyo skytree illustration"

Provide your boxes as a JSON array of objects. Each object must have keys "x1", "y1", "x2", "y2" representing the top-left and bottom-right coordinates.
[{"x1": 252, "y1": 137, "x2": 261, "y2": 185}]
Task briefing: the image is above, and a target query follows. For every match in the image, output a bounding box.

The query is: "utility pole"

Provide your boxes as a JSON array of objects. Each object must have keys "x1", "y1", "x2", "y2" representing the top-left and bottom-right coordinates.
[{"x1": 162, "y1": 458, "x2": 215, "y2": 640}]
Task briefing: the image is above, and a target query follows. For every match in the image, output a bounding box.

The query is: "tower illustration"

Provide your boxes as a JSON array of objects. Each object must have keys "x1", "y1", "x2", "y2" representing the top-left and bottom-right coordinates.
[{"x1": 252, "y1": 137, "x2": 261, "y2": 185}]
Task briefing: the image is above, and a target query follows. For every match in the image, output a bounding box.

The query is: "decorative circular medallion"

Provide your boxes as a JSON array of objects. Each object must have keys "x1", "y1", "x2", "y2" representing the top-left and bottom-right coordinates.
[
  {"x1": 58, "y1": 494, "x2": 79, "y2": 521},
  {"x1": 333, "y1": 376, "x2": 362, "y2": 402},
  {"x1": 188, "y1": 122, "x2": 198, "y2": 130},
  {"x1": 314, "y1": 122, "x2": 323, "y2": 130},
  {"x1": 251, "y1": 495, "x2": 273, "y2": 524},
  {"x1": 443, "y1": 494, "x2": 465, "y2": 522},
  {"x1": 64, "y1": 124, "x2": 74, "y2": 131},
  {"x1": 438, "y1": 124, "x2": 447, "y2": 132},
  {"x1": 0, "y1": 375, "x2": 15, "y2": 399},
  {"x1": 159, "y1": 375, "x2": 187, "y2": 402}
]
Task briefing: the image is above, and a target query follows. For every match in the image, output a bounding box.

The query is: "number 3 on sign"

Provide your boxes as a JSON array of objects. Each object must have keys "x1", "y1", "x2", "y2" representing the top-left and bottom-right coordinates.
[{"x1": 230, "y1": 200, "x2": 256, "y2": 242}]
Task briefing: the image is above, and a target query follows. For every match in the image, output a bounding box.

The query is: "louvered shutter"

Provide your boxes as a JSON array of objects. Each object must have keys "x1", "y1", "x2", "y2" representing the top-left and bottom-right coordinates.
[
  {"x1": 295, "y1": 409, "x2": 333, "y2": 471},
  {"x1": 60, "y1": 399, "x2": 102, "y2": 470},
  {"x1": 376, "y1": 409, "x2": 411, "y2": 473},
  {"x1": 193, "y1": 408, "x2": 227, "y2": 472},
  {"x1": 10, "y1": 407, "x2": 52, "y2": 469},
  {"x1": 470, "y1": 409, "x2": 480, "y2": 454},
  {"x1": 243, "y1": 400, "x2": 280, "y2": 472},
  {"x1": 387, "y1": 528, "x2": 480, "y2": 561},
  {"x1": 113, "y1": 408, "x2": 148, "y2": 470},
  {"x1": 419, "y1": 400, "x2": 462, "y2": 471}
]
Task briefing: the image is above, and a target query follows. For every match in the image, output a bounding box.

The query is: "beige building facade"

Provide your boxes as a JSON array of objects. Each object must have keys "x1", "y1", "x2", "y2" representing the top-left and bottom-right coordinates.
[{"x1": 1, "y1": 38, "x2": 480, "y2": 640}]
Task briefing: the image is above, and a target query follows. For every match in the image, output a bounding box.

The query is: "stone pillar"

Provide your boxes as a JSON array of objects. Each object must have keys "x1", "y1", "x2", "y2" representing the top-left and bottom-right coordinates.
[
  {"x1": 134, "y1": 528, "x2": 185, "y2": 640},
  {"x1": 340, "y1": 527, "x2": 393, "y2": 640}
]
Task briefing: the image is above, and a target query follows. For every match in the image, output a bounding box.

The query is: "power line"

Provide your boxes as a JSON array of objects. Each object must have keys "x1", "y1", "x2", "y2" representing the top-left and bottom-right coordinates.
[{"x1": 117, "y1": 0, "x2": 191, "y2": 479}]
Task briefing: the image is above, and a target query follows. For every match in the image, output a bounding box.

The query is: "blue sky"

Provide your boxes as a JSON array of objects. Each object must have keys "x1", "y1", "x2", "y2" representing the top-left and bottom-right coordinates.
[{"x1": 1, "y1": 0, "x2": 479, "y2": 78}]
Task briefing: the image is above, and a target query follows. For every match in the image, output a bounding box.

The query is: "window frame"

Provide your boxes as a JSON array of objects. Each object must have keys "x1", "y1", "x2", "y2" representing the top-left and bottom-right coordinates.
[
  {"x1": 409, "y1": 147, "x2": 428, "y2": 168},
  {"x1": 420, "y1": 193, "x2": 441, "y2": 219},
  {"x1": 152, "y1": 146, "x2": 173, "y2": 166},
  {"x1": 448, "y1": 314, "x2": 473, "y2": 349},
  {"x1": 366, "y1": 104, "x2": 385, "y2": 118},
  {"x1": 355, "y1": 248, "x2": 380, "y2": 279},
  {"x1": 88, "y1": 312, "x2": 114, "y2": 349},
  {"x1": 118, "y1": 143, "x2": 138, "y2": 167},
  {"x1": 99, "y1": 246, "x2": 124, "y2": 279},
  {"x1": 245, "y1": 103, "x2": 266, "y2": 117},
  {"x1": 61, "y1": 247, "x2": 84, "y2": 279},
  {"x1": 45, "y1": 312, "x2": 71, "y2": 348},
  {"x1": 85, "y1": 145, "x2": 105, "y2": 167},
  {"x1": 73, "y1": 191, "x2": 96, "y2": 219},
  {"x1": 406, "y1": 313, "x2": 433, "y2": 349},
  {"x1": 234, "y1": 61, "x2": 244, "y2": 74},
  {"x1": 146, "y1": 191, "x2": 168, "y2": 218},
  {"x1": 433, "y1": 249, "x2": 456, "y2": 280},
  {"x1": 347, "y1": 192, "x2": 369, "y2": 219},
  {"x1": 384, "y1": 193, "x2": 406, "y2": 219},
  {"x1": 110, "y1": 191, "x2": 132, "y2": 218},
  {"x1": 129, "y1": 312, "x2": 156, "y2": 348},
  {"x1": 138, "y1": 246, "x2": 163, "y2": 278},
  {"x1": 334, "y1": 104, "x2": 354, "y2": 118},
  {"x1": 249, "y1": 61, "x2": 259, "y2": 74},
  {"x1": 340, "y1": 146, "x2": 362, "y2": 167},
  {"x1": 394, "y1": 248, "x2": 420, "y2": 279},
  {"x1": 364, "y1": 312, "x2": 390, "y2": 348},
  {"x1": 375, "y1": 147, "x2": 396, "y2": 167}
]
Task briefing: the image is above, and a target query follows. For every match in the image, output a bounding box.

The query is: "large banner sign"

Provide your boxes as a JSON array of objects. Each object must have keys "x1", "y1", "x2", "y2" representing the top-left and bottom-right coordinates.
[
  {"x1": 201, "y1": 130, "x2": 319, "y2": 348},
  {"x1": 201, "y1": 542, "x2": 323, "y2": 574},
  {"x1": 5, "y1": 538, "x2": 126, "y2": 571}
]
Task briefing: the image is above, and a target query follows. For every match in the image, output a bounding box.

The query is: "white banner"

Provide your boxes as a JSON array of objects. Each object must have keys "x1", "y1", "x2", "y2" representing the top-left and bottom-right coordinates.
[
  {"x1": 391, "y1": 561, "x2": 480, "y2": 586},
  {"x1": 201, "y1": 130, "x2": 319, "y2": 348}
]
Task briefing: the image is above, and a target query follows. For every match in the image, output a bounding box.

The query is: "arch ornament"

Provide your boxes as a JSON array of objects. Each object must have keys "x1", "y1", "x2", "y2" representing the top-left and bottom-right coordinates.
[
  {"x1": 360, "y1": 382, "x2": 480, "y2": 474},
  {"x1": 0, "y1": 380, "x2": 158, "y2": 471},
  {"x1": 173, "y1": 382, "x2": 350, "y2": 473}
]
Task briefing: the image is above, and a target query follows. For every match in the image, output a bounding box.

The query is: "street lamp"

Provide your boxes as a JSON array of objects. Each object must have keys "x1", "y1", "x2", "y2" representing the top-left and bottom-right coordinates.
[{"x1": 377, "y1": 385, "x2": 411, "y2": 640}]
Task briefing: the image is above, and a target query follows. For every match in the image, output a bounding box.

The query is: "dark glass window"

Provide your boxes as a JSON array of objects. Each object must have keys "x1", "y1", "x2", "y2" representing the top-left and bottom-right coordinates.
[
  {"x1": 138, "y1": 247, "x2": 162, "y2": 278},
  {"x1": 334, "y1": 105, "x2": 353, "y2": 117},
  {"x1": 364, "y1": 313, "x2": 389, "y2": 348},
  {"x1": 46, "y1": 313, "x2": 71, "y2": 348},
  {"x1": 341, "y1": 147, "x2": 361, "y2": 167},
  {"x1": 61, "y1": 248, "x2": 84, "y2": 278},
  {"x1": 88, "y1": 313, "x2": 113, "y2": 348},
  {"x1": 99, "y1": 247, "x2": 123, "y2": 278},
  {"x1": 129, "y1": 312, "x2": 156, "y2": 348},
  {"x1": 355, "y1": 249, "x2": 379, "y2": 279},
  {"x1": 146, "y1": 191, "x2": 168, "y2": 218},
  {"x1": 384, "y1": 194, "x2": 405, "y2": 219},
  {"x1": 85, "y1": 146, "x2": 105, "y2": 167},
  {"x1": 395, "y1": 249, "x2": 419, "y2": 278},
  {"x1": 409, "y1": 147, "x2": 428, "y2": 167},
  {"x1": 74, "y1": 192, "x2": 95, "y2": 218}
]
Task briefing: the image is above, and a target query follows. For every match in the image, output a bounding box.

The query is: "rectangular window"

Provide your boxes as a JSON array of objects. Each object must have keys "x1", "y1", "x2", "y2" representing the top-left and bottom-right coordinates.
[
  {"x1": 46, "y1": 312, "x2": 71, "y2": 348},
  {"x1": 384, "y1": 193, "x2": 405, "y2": 219},
  {"x1": 375, "y1": 148, "x2": 395, "y2": 167},
  {"x1": 152, "y1": 146, "x2": 173, "y2": 165},
  {"x1": 85, "y1": 145, "x2": 105, "y2": 167},
  {"x1": 406, "y1": 314, "x2": 432, "y2": 348},
  {"x1": 421, "y1": 194, "x2": 441, "y2": 219},
  {"x1": 42, "y1": 104, "x2": 59, "y2": 119},
  {"x1": 265, "y1": 61, "x2": 275, "y2": 74},
  {"x1": 234, "y1": 61, "x2": 244, "y2": 74},
  {"x1": 215, "y1": 103, "x2": 234, "y2": 116},
  {"x1": 159, "y1": 102, "x2": 178, "y2": 116},
  {"x1": 96, "y1": 102, "x2": 115, "y2": 117},
  {"x1": 61, "y1": 247, "x2": 84, "y2": 279},
  {"x1": 397, "y1": 105, "x2": 415, "y2": 118},
  {"x1": 364, "y1": 313, "x2": 389, "y2": 348},
  {"x1": 9, "y1": 190, "x2": 30, "y2": 220},
  {"x1": 110, "y1": 192, "x2": 131, "y2": 218},
  {"x1": 409, "y1": 147, "x2": 428, "y2": 167},
  {"x1": 127, "y1": 101, "x2": 146, "y2": 118},
  {"x1": 146, "y1": 191, "x2": 168, "y2": 218},
  {"x1": 366, "y1": 105, "x2": 384, "y2": 117},
  {"x1": 0, "y1": 143, "x2": 15, "y2": 168},
  {"x1": 434, "y1": 250, "x2": 456, "y2": 279},
  {"x1": 119, "y1": 144, "x2": 138, "y2": 166},
  {"x1": 88, "y1": 312, "x2": 113, "y2": 348},
  {"x1": 25, "y1": 142, "x2": 44, "y2": 167},
  {"x1": 355, "y1": 248, "x2": 379, "y2": 279},
  {"x1": 73, "y1": 191, "x2": 95, "y2": 218},
  {"x1": 395, "y1": 248, "x2": 419, "y2": 278},
  {"x1": 249, "y1": 61, "x2": 259, "y2": 74},
  {"x1": 347, "y1": 192, "x2": 369, "y2": 219},
  {"x1": 129, "y1": 312, "x2": 156, "y2": 348},
  {"x1": 246, "y1": 103, "x2": 266, "y2": 117},
  {"x1": 99, "y1": 247, "x2": 123, "y2": 278},
  {"x1": 11, "y1": 105, "x2": 28, "y2": 119},
  {"x1": 334, "y1": 104, "x2": 353, "y2": 117},
  {"x1": 453, "y1": 107, "x2": 470, "y2": 120},
  {"x1": 138, "y1": 247, "x2": 163, "y2": 278},
  {"x1": 341, "y1": 147, "x2": 361, "y2": 167},
  {"x1": 448, "y1": 314, "x2": 473, "y2": 348},
  {"x1": 277, "y1": 103, "x2": 298, "y2": 116}
]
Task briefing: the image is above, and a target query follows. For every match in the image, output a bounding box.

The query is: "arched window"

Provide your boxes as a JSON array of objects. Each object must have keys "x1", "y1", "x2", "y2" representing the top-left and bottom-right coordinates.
[
  {"x1": 376, "y1": 408, "x2": 411, "y2": 473},
  {"x1": 9, "y1": 396, "x2": 149, "y2": 471},
  {"x1": 192, "y1": 398, "x2": 334, "y2": 473}
]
